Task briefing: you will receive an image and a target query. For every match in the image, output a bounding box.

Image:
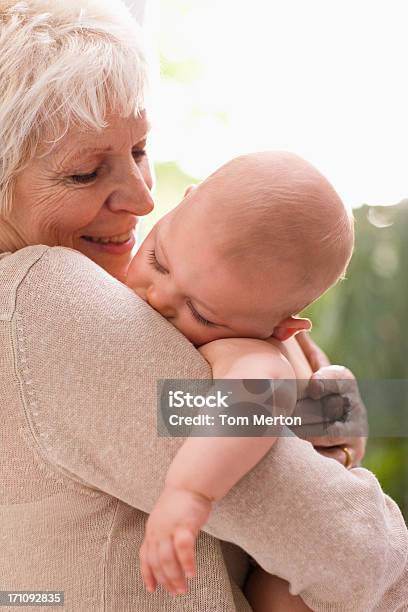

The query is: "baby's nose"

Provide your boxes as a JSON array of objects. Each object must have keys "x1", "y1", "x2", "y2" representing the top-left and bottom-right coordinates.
[{"x1": 146, "y1": 286, "x2": 177, "y2": 319}]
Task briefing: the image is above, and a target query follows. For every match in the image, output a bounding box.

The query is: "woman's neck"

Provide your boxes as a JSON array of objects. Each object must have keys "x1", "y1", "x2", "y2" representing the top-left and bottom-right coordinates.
[{"x1": 0, "y1": 220, "x2": 26, "y2": 253}]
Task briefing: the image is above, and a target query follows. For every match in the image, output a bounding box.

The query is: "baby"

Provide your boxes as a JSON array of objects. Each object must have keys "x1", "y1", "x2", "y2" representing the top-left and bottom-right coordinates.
[{"x1": 126, "y1": 151, "x2": 354, "y2": 610}]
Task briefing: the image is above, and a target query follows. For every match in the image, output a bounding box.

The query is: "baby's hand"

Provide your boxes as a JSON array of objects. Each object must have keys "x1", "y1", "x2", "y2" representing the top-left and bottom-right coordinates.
[{"x1": 139, "y1": 487, "x2": 213, "y2": 596}]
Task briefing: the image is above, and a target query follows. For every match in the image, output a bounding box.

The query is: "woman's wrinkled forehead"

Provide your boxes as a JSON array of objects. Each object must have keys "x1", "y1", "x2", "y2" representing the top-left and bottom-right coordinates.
[{"x1": 38, "y1": 111, "x2": 151, "y2": 163}]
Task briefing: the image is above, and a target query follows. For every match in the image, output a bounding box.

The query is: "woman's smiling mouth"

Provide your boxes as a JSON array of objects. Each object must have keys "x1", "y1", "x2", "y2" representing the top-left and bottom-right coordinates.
[
  {"x1": 82, "y1": 231, "x2": 134, "y2": 245},
  {"x1": 80, "y1": 230, "x2": 136, "y2": 254}
]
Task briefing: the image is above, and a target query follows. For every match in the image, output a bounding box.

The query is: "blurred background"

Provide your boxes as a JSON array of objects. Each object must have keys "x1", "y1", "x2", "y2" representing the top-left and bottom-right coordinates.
[{"x1": 137, "y1": 0, "x2": 408, "y2": 519}]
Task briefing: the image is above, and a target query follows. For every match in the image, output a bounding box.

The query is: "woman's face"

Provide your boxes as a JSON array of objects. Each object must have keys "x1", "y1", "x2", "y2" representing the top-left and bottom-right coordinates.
[{"x1": 10, "y1": 111, "x2": 154, "y2": 281}]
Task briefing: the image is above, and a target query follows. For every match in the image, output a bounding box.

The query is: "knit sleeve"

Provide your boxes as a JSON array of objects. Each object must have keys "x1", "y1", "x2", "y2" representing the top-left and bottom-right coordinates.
[{"x1": 14, "y1": 246, "x2": 408, "y2": 612}]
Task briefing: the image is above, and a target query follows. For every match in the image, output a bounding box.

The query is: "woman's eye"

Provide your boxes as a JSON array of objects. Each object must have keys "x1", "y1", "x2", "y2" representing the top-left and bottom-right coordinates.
[
  {"x1": 147, "y1": 249, "x2": 168, "y2": 275},
  {"x1": 132, "y1": 149, "x2": 146, "y2": 162},
  {"x1": 70, "y1": 171, "x2": 98, "y2": 185}
]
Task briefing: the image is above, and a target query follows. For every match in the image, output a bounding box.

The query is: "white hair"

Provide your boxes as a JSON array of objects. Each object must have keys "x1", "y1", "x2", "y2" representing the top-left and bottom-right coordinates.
[{"x1": 0, "y1": 0, "x2": 149, "y2": 213}]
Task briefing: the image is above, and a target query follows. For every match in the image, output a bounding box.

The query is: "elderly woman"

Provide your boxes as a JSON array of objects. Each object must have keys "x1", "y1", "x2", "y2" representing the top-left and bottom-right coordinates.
[{"x1": 0, "y1": 1, "x2": 407, "y2": 611}]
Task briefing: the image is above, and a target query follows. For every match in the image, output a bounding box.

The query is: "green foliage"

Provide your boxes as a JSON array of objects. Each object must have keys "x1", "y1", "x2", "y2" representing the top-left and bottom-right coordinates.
[
  {"x1": 303, "y1": 202, "x2": 408, "y2": 520},
  {"x1": 151, "y1": 161, "x2": 197, "y2": 227},
  {"x1": 303, "y1": 202, "x2": 408, "y2": 378},
  {"x1": 160, "y1": 53, "x2": 202, "y2": 82}
]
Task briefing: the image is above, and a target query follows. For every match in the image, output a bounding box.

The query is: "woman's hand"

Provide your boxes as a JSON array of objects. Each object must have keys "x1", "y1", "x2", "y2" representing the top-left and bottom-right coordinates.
[
  {"x1": 200, "y1": 334, "x2": 368, "y2": 467},
  {"x1": 295, "y1": 332, "x2": 368, "y2": 467}
]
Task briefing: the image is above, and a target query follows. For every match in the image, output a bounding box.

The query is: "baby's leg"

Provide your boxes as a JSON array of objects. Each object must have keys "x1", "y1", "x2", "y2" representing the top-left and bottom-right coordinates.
[{"x1": 244, "y1": 567, "x2": 312, "y2": 612}]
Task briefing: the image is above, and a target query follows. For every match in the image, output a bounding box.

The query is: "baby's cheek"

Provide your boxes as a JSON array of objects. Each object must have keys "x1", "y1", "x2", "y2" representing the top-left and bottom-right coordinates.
[
  {"x1": 126, "y1": 253, "x2": 149, "y2": 289},
  {"x1": 191, "y1": 327, "x2": 235, "y2": 348},
  {"x1": 169, "y1": 317, "x2": 211, "y2": 347}
]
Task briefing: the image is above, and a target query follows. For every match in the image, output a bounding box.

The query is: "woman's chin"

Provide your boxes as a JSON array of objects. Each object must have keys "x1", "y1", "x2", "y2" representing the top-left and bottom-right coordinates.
[{"x1": 74, "y1": 237, "x2": 135, "y2": 282}]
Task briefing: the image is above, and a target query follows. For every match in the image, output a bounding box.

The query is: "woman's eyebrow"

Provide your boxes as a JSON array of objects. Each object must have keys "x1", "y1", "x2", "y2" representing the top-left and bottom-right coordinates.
[
  {"x1": 78, "y1": 146, "x2": 113, "y2": 154},
  {"x1": 62, "y1": 138, "x2": 147, "y2": 165},
  {"x1": 59, "y1": 146, "x2": 113, "y2": 166}
]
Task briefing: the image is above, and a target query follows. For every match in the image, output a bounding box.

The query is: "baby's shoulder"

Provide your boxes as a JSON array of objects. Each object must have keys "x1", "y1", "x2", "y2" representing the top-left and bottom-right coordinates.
[
  {"x1": 269, "y1": 336, "x2": 313, "y2": 397},
  {"x1": 263, "y1": 338, "x2": 296, "y2": 377}
]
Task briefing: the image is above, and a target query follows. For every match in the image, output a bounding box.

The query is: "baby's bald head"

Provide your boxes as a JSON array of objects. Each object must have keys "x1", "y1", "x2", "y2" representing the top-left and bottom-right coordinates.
[{"x1": 179, "y1": 151, "x2": 354, "y2": 322}]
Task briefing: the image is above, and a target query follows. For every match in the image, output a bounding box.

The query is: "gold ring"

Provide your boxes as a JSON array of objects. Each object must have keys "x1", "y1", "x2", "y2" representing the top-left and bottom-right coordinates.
[{"x1": 340, "y1": 446, "x2": 353, "y2": 469}]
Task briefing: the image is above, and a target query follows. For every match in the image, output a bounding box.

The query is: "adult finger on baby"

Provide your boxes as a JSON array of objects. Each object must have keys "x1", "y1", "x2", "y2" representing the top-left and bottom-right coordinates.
[
  {"x1": 294, "y1": 394, "x2": 345, "y2": 428},
  {"x1": 348, "y1": 437, "x2": 366, "y2": 465},
  {"x1": 317, "y1": 415, "x2": 354, "y2": 441},
  {"x1": 294, "y1": 392, "x2": 367, "y2": 468},
  {"x1": 308, "y1": 368, "x2": 368, "y2": 436},
  {"x1": 296, "y1": 332, "x2": 331, "y2": 370},
  {"x1": 319, "y1": 435, "x2": 366, "y2": 466},
  {"x1": 307, "y1": 365, "x2": 355, "y2": 400},
  {"x1": 314, "y1": 445, "x2": 355, "y2": 469}
]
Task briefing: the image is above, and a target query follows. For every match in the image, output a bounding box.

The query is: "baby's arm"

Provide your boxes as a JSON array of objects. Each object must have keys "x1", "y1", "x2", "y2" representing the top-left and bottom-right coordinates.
[{"x1": 140, "y1": 338, "x2": 296, "y2": 596}]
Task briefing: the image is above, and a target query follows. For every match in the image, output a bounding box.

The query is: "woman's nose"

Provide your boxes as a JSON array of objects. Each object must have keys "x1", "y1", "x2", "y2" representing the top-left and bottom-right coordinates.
[
  {"x1": 107, "y1": 162, "x2": 154, "y2": 216},
  {"x1": 146, "y1": 285, "x2": 177, "y2": 319}
]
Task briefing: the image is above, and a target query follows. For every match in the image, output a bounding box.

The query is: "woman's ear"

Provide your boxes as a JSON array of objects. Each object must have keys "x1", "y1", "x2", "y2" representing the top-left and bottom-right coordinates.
[{"x1": 272, "y1": 316, "x2": 312, "y2": 342}]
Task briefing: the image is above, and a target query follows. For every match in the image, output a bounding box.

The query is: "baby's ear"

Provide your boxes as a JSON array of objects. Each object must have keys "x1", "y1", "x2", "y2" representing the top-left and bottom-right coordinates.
[{"x1": 272, "y1": 316, "x2": 312, "y2": 342}]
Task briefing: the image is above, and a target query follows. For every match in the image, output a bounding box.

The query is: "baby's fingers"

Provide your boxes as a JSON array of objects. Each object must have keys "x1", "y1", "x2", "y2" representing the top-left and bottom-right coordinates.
[
  {"x1": 174, "y1": 527, "x2": 197, "y2": 579},
  {"x1": 158, "y1": 539, "x2": 187, "y2": 594},
  {"x1": 145, "y1": 540, "x2": 177, "y2": 595},
  {"x1": 139, "y1": 541, "x2": 157, "y2": 593}
]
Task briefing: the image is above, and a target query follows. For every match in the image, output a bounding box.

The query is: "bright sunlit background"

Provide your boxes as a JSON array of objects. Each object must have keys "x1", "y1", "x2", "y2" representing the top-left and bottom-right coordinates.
[
  {"x1": 128, "y1": 0, "x2": 408, "y2": 518},
  {"x1": 144, "y1": 0, "x2": 408, "y2": 220}
]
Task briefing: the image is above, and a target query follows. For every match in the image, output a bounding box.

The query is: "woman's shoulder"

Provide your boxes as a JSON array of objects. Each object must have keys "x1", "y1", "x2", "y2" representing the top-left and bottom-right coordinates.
[
  {"x1": 2, "y1": 243, "x2": 208, "y2": 381},
  {"x1": 0, "y1": 245, "x2": 52, "y2": 320},
  {"x1": 0, "y1": 245, "x2": 92, "y2": 281},
  {"x1": 6, "y1": 244, "x2": 201, "y2": 366},
  {"x1": 0, "y1": 244, "x2": 49, "y2": 274},
  {"x1": 0, "y1": 244, "x2": 114, "y2": 286},
  {"x1": 0, "y1": 245, "x2": 129, "y2": 322}
]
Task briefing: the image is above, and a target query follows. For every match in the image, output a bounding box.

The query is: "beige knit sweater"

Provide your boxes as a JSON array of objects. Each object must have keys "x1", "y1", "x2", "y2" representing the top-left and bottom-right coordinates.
[{"x1": 0, "y1": 245, "x2": 407, "y2": 612}]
